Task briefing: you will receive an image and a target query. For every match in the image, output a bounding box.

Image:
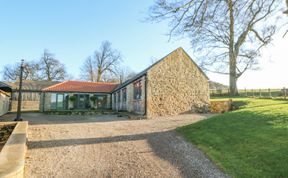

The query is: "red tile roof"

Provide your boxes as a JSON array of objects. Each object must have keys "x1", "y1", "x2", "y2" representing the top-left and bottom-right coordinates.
[{"x1": 42, "y1": 81, "x2": 119, "y2": 93}]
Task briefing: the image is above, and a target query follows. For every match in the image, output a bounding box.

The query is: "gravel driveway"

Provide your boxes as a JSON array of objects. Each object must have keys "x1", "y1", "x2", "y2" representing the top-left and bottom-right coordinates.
[{"x1": 2, "y1": 113, "x2": 228, "y2": 178}]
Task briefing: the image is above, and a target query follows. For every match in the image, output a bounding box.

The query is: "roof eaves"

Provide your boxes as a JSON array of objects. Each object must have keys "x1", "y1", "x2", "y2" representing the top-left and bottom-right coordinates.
[
  {"x1": 112, "y1": 72, "x2": 147, "y2": 92},
  {"x1": 0, "y1": 81, "x2": 13, "y2": 89},
  {"x1": 0, "y1": 89, "x2": 10, "y2": 96}
]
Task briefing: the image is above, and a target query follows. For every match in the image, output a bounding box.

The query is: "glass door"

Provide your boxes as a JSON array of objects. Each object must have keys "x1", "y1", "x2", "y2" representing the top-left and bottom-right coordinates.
[
  {"x1": 75, "y1": 94, "x2": 90, "y2": 109},
  {"x1": 56, "y1": 94, "x2": 64, "y2": 110},
  {"x1": 95, "y1": 95, "x2": 107, "y2": 109}
]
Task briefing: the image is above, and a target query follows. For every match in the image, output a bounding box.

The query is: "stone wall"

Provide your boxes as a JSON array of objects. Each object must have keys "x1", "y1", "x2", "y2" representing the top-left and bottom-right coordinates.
[
  {"x1": 210, "y1": 100, "x2": 232, "y2": 113},
  {"x1": 10, "y1": 91, "x2": 41, "y2": 112},
  {"x1": 11, "y1": 101, "x2": 40, "y2": 112},
  {"x1": 146, "y1": 48, "x2": 210, "y2": 118},
  {"x1": 0, "y1": 122, "x2": 28, "y2": 178}
]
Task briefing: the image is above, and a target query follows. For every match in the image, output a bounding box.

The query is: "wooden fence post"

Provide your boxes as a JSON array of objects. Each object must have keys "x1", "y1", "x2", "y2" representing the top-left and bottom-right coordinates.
[
  {"x1": 259, "y1": 89, "x2": 262, "y2": 98},
  {"x1": 245, "y1": 88, "x2": 247, "y2": 97},
  {"x1": 252, "y1": 89, "x2": 254, "y2": 97},
  {"x1": 284, "y1": 87, "x2": 287, "y2": 100},
  {"x1": 268, "y1": 88, "x2": 272, "y2": 98}
]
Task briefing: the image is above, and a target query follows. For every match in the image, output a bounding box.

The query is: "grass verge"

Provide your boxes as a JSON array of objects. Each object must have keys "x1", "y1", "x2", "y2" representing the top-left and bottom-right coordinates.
[{"x1": 177, "y1": 98, "x2": 288, "y2": 178}]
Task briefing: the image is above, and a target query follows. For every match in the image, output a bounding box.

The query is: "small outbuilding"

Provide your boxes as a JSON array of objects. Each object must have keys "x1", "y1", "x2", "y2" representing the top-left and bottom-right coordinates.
[{"x1": 0, "y1": 80, "x2": 59, "y2": 112}]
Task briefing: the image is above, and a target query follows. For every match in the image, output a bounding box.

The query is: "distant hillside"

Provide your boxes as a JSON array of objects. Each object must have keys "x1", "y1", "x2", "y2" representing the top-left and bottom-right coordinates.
[{"x1": 209, "y1": 81, "x2": 228, "y2": 90}]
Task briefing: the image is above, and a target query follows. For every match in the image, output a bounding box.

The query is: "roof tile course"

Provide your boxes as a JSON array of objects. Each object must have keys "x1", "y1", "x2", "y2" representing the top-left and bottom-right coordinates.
[{"x1": 42, "y1": 81, "x2": 118, "y2": 93}]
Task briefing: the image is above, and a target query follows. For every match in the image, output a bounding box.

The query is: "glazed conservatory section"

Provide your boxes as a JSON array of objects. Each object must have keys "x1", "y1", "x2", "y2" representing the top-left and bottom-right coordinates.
[
  {"x1": 40, "y1": 92, "x2": 111, "y2": 111},
  {"x1": 112, "y1": 76, "x2": 146, "y2": 115}
]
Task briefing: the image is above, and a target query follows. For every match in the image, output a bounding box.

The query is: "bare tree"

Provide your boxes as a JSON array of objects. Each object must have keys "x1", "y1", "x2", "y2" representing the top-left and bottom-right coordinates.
[
  {"x1": 285, "y1": 0, "x2": 288, "y2": 14},
  {"x1": 2, "y1": 61, "x2": 40, "y2": 81},
  {"x1": 283, "y1": 1, "x2": 288, "y2": 36},
  {"x1": 94, "y1": 41, "x2": 122, "y2": 82},
  {"x1": 101, "y1": 67, "x2": 135, "y2": 83},
  {"x1": 80, "y1": 41, "x2": 122, "y2": 82},
  {"x1": 149, "y1": 0, "x2": 283, "y2": 95},
  {"x1": 115, "y1": 66, "x2": 136, "y2": 83},
  {"x1": 80, "y1": 56, "x2": 97, "y2": 81},
  {"x1": 39, "y1": 49, "x2": 67, "y2": 81}
]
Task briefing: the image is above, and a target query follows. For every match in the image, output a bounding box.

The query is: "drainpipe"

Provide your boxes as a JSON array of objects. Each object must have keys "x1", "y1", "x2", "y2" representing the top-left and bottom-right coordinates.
[
  {"x1": 144, "y1": 74, "x2": 147, "y2": 116},
  {"x1": 42, "y1": 92, "x2": 45, "y2": 112},
  {"x1": 110, "y1": 93, "x2": 112, "y2": 110}
]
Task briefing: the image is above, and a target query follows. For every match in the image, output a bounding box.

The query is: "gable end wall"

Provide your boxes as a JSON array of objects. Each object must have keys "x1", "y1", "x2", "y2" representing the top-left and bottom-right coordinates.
[{"x1": 146, "y1": 48, "x2": 210, "y2": 118}]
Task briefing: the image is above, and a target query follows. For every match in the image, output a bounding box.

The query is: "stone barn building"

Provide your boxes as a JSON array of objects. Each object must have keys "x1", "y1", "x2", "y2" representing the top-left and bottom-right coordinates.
[
  {"x1": 39, "y1": 47, "x2": 209, "y2": 118},
  {"x1": 112, "y1": 47, "x2": 210, "y2": 118}
]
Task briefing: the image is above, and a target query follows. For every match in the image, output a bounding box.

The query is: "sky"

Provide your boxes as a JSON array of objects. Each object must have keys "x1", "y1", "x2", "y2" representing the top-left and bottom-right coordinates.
[{"x1": 0, "y1": 0, "x2": 287, "y2": 89}]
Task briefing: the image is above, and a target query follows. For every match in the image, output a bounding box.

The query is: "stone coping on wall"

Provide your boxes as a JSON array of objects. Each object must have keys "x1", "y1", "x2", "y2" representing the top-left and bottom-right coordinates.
[{"x1": 0, "y1": 121, "x2": 28, "y2": 178}]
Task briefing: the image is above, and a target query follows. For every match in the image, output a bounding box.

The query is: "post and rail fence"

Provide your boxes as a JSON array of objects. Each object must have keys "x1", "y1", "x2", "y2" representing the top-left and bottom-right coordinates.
[{"x1": 210, "y1": 88, "x2": 288, "y2": 99}]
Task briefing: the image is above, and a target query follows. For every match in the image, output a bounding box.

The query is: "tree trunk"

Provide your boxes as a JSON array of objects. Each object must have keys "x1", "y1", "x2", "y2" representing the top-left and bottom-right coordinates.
[
  {"x1": 228, "y1": 0, "x2": 238, "y2": 96},
  {"x1": 97, "y1": 69, "x2": 102, "y2": 82},
  {"x1": 229, "y1": 57, "x2": 238, "y2": 96}
]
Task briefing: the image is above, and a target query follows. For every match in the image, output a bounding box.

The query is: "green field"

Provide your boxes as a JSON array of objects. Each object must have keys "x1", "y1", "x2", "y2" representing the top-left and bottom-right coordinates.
[{"x1": 177, "y1": 98, "x2": 288, "y2": 178}]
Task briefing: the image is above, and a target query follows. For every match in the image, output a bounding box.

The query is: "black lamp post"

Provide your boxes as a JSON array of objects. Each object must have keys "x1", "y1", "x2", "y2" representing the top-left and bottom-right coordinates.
[{"x1": 14, "y1": 59, "x2": 24, "y2": 121}]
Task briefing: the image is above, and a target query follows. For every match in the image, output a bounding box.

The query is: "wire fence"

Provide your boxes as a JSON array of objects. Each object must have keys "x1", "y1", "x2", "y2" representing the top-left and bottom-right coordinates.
[{"x1": 210, "y1": 88, "x2": 288, "y2": 99}]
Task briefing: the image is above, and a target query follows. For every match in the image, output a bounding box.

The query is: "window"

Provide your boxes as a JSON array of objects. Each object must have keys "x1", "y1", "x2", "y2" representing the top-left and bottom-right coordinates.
[
  {"x1": 122, "y1": 88, "x2": 127, "y2": 102},
  {"x1": 51, "y1": 93, "x2": 57, "y2": 109},
  {"x1": 51, "y1": 93, "x2": 68, "y2": 110},
  {"x1": 94, "y1": 95, "x2": 107, "y2": 109},
  {"x1": 133, "y1": 80, "x2": 142, "y2": 100},
  {"x1": 57, "y1": 94, "x2": 64, "y2": 109}
]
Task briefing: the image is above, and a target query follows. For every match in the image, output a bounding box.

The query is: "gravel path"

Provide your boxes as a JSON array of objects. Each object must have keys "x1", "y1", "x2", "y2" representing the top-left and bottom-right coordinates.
[{"x1": 2, "y1": 113, "x2": 229, "y2": 178}]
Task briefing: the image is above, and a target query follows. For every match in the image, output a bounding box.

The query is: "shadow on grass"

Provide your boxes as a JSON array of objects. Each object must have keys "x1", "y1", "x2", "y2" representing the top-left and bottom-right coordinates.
[
  {"x1": 177, "y1": 108, "x2": 288, "y2": 177},
  {"x1": 231, "y1": 100, "x2": 249, "y2": 109},
  {"x1": 243, "y1": 102, "x2": 288, "y2": 109}
]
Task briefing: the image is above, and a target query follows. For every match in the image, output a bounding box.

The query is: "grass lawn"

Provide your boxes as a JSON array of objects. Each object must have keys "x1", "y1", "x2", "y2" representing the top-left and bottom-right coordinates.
[{"x1": 177, "y1": 98, "x2": 288, "y2": 178}]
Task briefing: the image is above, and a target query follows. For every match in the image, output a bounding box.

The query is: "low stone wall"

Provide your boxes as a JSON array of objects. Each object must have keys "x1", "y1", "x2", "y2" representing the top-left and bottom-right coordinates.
[
  {"x1": 11, "y1": 101, "x2": 40, "y2": 112},
  {"x1": 0, "y1": 121, "x2": 28, "y2": 178},
  {"x1": 210, "y1": 100, "x2": 232, "y2": 113}
]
